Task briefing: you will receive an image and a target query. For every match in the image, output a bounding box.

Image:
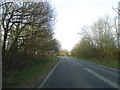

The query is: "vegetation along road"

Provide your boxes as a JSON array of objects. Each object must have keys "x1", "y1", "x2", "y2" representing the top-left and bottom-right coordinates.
[
  {"x1": 39, "y1": 56, "x2": 119, "y2": 88},
  {"x1": 1, "y1": 1, "x2": 120, "y2": 89}
]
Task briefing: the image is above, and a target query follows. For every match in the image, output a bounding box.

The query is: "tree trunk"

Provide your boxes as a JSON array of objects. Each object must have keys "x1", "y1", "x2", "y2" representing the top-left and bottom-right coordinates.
[{"x1": 2, "y1": 29, "x2": 8, "y2": 56}]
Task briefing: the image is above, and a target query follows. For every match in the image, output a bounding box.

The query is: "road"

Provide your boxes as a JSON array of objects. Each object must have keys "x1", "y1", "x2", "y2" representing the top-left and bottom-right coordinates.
[{"x1": 39, "y1": 56, "x2": 120, "y2": 88}]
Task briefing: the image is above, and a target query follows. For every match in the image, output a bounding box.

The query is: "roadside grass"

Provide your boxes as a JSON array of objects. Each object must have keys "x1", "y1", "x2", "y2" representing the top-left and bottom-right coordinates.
[
  {"x1": 72, "y1": 56, "x2": 120, "y2": 69},
  {"x1": 3, "y1": 56, "x2": 60, "y2": 88}
]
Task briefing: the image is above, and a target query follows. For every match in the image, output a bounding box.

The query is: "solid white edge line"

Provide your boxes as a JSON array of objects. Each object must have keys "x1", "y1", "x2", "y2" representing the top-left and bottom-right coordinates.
[
  {"x1": 79, "y1": 58, "x2": 119, "y2": 71},
  {"x1": 38, "y1": 58, "x2": 62, "y2": 88},
  {"x1": 84, "y1": 68, "x2": 120, "y2": 88},
  {"x1": 99, "y1": 65, "x2": 119, "y2": 71}
]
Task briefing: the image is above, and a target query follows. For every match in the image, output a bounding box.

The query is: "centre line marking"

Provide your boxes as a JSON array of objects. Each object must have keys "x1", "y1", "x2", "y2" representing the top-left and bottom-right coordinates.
[
  {"x1": 79, "y1": 63, "x2": 82, "y2": 66},
  {"x1": 84, "y1": 68, "x2": 120, "y2": 88}
]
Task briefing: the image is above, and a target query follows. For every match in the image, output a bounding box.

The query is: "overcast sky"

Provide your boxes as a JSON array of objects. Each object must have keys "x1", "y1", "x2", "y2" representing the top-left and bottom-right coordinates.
[{"x1": 51, "y1": 0, "x2": 119, "y2": 51}]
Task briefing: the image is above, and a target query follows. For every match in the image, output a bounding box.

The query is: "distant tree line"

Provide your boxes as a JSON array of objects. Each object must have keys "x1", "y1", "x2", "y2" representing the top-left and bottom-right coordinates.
[
  {"x1": 0, "y1": 2, "x2": 60, "y2": 72},
  {"x1": 71, "y1": 16, "x2": 120, "y2": 62},
  {"x1": 58, "y1": 49, "x2": 70, "y2": 56}
]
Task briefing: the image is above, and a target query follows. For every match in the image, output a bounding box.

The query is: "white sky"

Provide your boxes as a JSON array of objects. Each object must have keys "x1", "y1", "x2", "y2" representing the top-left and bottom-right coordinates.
[{"x1": 51, "y1": 0, "x2": 119, "y2": 51}]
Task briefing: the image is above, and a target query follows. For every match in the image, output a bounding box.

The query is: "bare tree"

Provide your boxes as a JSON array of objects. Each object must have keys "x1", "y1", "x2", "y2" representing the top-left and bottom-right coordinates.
[{"x1": 1, "y1": 2, "x2": 54, "y2": 54}]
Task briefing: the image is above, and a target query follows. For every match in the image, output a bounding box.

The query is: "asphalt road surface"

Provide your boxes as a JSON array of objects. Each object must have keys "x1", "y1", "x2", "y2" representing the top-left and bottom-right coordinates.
[{"x1": 39, "y1": 56, "x2": 120, "y2": 88}]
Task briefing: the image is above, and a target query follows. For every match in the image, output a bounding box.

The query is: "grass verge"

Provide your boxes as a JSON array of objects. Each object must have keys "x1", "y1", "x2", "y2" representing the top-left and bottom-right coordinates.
[
  {"x1": 72, "y1": 57, "x2": 120, "y2": 69},
  {"x1": 3, "y1": 56, "x2": 61, "y2": 88}
]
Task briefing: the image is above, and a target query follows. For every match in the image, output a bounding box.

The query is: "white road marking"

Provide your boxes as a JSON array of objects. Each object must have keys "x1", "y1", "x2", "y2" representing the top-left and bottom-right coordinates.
[
  {"x1": 38, "y1": 59, "x2": 61, "y2": 88},
  {"x1": 79, "y1": 63, "x2": 82, "y2": 66},
  {"x1": 99, "y1": 65, "x2": 119, "y2": 71},
  {"x1": 77, "y1": 63, "x2": 82, "y2": 66},
  {"x1": 84, "y1": 68, "x2": 120, "y2": 88}
]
